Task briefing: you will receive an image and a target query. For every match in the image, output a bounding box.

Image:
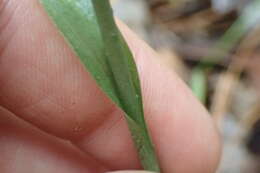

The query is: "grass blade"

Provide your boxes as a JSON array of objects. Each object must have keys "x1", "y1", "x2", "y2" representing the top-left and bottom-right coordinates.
[
  {"x1": 190, "y1": 68, "x2": 207, "y2": 103},
  {"x1": 39, "y1": 0, "x2": 160, "y2": 171}
]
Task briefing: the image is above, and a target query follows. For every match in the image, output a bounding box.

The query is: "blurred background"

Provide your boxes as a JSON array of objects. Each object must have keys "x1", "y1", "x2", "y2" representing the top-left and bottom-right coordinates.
[{"x1": 111, "y1": 0, "x2": 260, "y2": 172}]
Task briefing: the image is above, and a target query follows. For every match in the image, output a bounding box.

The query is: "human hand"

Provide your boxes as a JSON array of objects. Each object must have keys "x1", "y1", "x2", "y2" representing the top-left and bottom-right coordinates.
[{"x1": 0, "y1": 0, "x2": 221, "y2": 173}]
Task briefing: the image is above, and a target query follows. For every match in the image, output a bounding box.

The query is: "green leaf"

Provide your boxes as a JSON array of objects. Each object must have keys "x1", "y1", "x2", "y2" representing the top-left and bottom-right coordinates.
[
  {"x1": 39, "y1": 0, "x2": 160, "y2": 171},
  {"x1": 190, "y1": 67, "x2": 207, "y2": 104}
]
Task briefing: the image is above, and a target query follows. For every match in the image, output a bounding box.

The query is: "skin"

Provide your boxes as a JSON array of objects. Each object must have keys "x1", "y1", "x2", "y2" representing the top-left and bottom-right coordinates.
[{"x1": 0, "y1": 0, "x2": 221, "y2": 173}]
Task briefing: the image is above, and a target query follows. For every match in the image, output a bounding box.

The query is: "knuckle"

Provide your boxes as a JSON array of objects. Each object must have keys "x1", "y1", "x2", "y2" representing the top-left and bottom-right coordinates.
[{"x1": 0, "y1": 0, "x2": 19, "y2": 56}]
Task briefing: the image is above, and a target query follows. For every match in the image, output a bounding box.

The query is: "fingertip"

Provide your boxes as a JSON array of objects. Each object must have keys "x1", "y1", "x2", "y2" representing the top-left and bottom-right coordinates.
[{"x1": 117, "y1": 24, "x2": 221, "y2": 172}]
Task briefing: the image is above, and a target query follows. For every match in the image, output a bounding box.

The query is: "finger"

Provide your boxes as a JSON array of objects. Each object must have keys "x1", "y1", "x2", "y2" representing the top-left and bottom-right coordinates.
[
  {"x1": 0, "y1": 0, "x2": 140, "y2": 169},
  {"x1": 0, "y1": 106, "x2": 107, "y2": 173},
  {"x1": 77, "y1": 22, "x2": 221, "y2": 172},
  {"x1": 0, "y1": 0, "x2": 221, "y2": 172},
  {"x1": 0, "y1": 0, "x2": 115, "y2": 139}
]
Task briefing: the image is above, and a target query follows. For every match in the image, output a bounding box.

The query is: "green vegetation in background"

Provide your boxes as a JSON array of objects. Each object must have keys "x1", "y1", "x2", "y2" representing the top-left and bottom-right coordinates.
[
  {"x1": 190, "y1": 0, "x2": 260, "y2": 103},
  {"x1": 39, "y1": 0, "x2": 160, "y2": 172}
]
